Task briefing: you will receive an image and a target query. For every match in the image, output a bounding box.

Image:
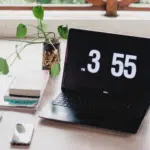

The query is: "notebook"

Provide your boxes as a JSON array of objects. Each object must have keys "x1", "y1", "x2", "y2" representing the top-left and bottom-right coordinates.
[
  {"x1": 9, "y1": 70, "x2": 49, "y2": 97},
  {"x1": 4, "y1": 91, "x2": 39, "y2": 106},
  {"x1": 0, "y1": 70, "x2": 49, "y2": 112}
]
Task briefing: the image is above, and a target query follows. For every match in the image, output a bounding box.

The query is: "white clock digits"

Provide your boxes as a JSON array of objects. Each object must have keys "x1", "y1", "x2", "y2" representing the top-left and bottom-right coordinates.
[
  {"x1": 86, "y1": 50, "x2": 137, "y2": 79},
  {"x1": 111, "y1": 53, "x2": 124, "y2": 77},
  {"x1": 124, "y1": 54, "x2": 137, "y2": 79},
  {"x1": 111, "y1": 53, "x2": 137, "y2": 79},
  {"x1": 87, "y1": 50, "x2": 101, "y2": 73}
]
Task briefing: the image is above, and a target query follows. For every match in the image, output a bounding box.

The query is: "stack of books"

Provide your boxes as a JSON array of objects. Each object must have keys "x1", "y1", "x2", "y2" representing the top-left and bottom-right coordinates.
[{"x1": 0, "y1": 70, "x2": 49, "y2": 112}]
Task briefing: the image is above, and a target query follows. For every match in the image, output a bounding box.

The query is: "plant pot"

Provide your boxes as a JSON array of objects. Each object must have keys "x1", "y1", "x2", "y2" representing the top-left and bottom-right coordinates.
[{"x1": 42, "y1": 42, "x2": 60, "y2": 72}]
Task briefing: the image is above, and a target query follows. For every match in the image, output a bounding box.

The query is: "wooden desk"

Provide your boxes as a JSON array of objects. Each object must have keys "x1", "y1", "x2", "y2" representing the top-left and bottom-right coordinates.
[{"x1": 0, "y1": 40, "x2": 150, "y2": 150}]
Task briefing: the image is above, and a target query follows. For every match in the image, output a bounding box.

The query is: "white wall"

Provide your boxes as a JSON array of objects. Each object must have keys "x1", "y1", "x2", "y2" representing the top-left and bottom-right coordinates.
[{"x1": 0, "y1": 10, "x2": 150, "y2": 38}]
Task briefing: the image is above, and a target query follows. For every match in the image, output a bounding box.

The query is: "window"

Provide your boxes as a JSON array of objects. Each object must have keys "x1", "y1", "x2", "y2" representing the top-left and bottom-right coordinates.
[
  {"x1": 0, "y1": 0, "x2": 98, "y2": 10},
  {"x1": 0, "y1": 0, "x2": 87, "y2": 4},
  {"x1": 130, "y1": 0, "x2": 150, "y2": 10},
  {"x1": 0, "y1": 0, "x2": 150, "y2": 11},
  {"x1": 135, "y1": 0, "x2": 150, "y2": 4}
]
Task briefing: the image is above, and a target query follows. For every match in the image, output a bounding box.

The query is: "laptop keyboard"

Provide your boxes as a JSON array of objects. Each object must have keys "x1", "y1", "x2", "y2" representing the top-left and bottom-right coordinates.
[
  {"x1": 52, "y1": 92, "x2": 130, "y2": 110},
  {"x1": 52, "y1": 92, "x2": 95, "y2": 109},
  {"x1": 52, "y1": 92, "x2": 149, "y2": 118}
]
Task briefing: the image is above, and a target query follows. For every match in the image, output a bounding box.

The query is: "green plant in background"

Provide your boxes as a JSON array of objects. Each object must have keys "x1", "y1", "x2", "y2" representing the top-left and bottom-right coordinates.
[
  {"x1": 0, "y1": 0, "x2": 86, "y2": 4},
  {"x1": 0, "y1": 0, "x2": 34, "y2": 4},
  {"x1": 36, "y1": 0, "x2": 85, "y2": 4},
  {"x1": 0, "y1": 5, "x2": 68, "y2": 77}
]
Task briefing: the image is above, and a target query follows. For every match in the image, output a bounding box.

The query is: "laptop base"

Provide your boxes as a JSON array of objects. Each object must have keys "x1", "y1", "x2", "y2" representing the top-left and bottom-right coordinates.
[{"x1": 40, "y1": 92, "x2": 150, "y2": 134}]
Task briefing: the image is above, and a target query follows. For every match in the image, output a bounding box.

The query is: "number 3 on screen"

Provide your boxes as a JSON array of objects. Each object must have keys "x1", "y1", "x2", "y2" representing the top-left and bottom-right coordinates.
[{"x1": 87, "y1": 50, "x2": 101, "y2": 73}]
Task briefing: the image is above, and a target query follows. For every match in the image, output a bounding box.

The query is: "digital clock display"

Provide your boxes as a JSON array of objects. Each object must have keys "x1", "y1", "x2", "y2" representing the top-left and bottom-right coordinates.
[{"x1": 63, "y1": 29, "x2": 150, "y2": 98}]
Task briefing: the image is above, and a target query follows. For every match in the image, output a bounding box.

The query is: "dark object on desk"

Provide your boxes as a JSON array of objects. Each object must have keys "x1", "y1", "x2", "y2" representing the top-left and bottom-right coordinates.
[{"x1": 40, "y1": 28, "x2": 150, "y2": 134}]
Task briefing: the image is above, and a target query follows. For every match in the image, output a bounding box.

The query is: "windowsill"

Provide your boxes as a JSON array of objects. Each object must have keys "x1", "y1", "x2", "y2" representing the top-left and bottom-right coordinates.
[
  {"x1": 1, "y1": 10, "x2": 150, "y2": 20},
  {"x1": 0, "y1": 10, "x2": 150, "y2": 38}
]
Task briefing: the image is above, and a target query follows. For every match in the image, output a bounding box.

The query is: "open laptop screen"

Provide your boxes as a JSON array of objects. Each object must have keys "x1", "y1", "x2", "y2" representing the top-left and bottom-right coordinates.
[{"x1": 62, "y1": 28, "x2": 150, "y2": 98}]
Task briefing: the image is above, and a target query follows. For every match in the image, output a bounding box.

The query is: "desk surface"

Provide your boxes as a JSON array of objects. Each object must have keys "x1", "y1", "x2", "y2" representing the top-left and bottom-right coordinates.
[{"x1": 0, "y1": 40, "x2": 150, "y2": 150}]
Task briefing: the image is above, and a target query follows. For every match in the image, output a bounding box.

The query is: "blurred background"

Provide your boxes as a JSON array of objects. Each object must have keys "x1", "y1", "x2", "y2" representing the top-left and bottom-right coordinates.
[
  {"x1": 0, "y1": 0, "x2": 87, "y2": 4},
  {"x1": 0, "y1": 0, "x2": 148, "y2": 5}
]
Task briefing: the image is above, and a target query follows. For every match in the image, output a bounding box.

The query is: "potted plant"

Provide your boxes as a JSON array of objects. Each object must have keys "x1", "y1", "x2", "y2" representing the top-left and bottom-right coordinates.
[{"x1": 0, "y1": 5, "x2": 69, "y2": 77}]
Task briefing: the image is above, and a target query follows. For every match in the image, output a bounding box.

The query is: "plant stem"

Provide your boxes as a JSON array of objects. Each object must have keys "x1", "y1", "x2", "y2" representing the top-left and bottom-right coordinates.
[
  {"x1": 48, "y1": 39, "x2": 57, "y2": 51},
  {"x1": 6, "y1": 51, "x2": 16, "y2": 60},
  {"x1": 9, "y1": 56, "x2": 18, "y2": 68},
  {"x1": 8, "y1": 36, "x2": 44, "y2": 66},
  {"x1": 9, "y1": 43, "x2": 32, "y2": 67},
  {"x1": 26, "y1": 24, "x2": 57, "y2": 45},
  {"x1": 57, "y1": 48, "x2": 60, "y2": 63},
  {"x1": 6, "y1": 37, "x2": 43, "y2": 60},
  {"x1": 25, "y1": 39, "x2": 43, "y2": 43},
  {"x1": 26, "y1": 24, "x2": 47, "y2": 42},
  {"x1": 40, "y1": 20, "x2": 48, "y2": 42},
  {"x1": 28, "y1": 32, "x2": 56, "y2": 37},
  {"x1": 0, "y1": 38, "x2": 44, "y2": 45},
  {"x1": 39, "y1": 19, "x2": 43, "y2": 31},
  {"x1": 48, "y1": 39, "x2": 60, "y2": 63},
  {"x1": 6, "y1": 43, "x2": 24, "y2": 60},
  {"x1": 46, "y1": 32, "x2": 56, "y2": 39}
]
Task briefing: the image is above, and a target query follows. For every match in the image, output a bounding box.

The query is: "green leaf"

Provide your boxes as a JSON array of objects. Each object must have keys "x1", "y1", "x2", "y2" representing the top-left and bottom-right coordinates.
[
  {"x1": 51, "y1": 63, "x2": 60, "y2": 78},
  {"x1": 16, "y1": 23, "x2": 27, "y2": 39},
  {"x1": 32, "y1": 5, "x2": 44, "y2": 20},
  {"x1": 58, "y1": 25, "x2": 69, "y2": 39},
  {"x1": 0, "y1": 57, "x2": 9, "y2": 75}
]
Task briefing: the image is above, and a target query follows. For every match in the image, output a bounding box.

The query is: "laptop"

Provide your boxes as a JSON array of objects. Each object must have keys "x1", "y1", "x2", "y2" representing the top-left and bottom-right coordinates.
[{"x1": 40, "y1": 28, "x2": 150, "y2": 133}]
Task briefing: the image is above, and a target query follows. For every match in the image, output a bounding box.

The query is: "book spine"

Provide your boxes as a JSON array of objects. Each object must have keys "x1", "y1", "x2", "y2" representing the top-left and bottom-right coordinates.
[
  {"x1": 4, "y1": 98, "x2": 38, "y2": 105},
  {"x1": 4, "y1": 96, "x2": 39, "y2": 101}
]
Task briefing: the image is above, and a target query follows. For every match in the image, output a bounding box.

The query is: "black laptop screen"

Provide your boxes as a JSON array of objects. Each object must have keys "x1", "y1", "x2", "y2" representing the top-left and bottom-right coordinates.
[{"x1": 62, "y1": 28, "x2": 150, "y2": 97}]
